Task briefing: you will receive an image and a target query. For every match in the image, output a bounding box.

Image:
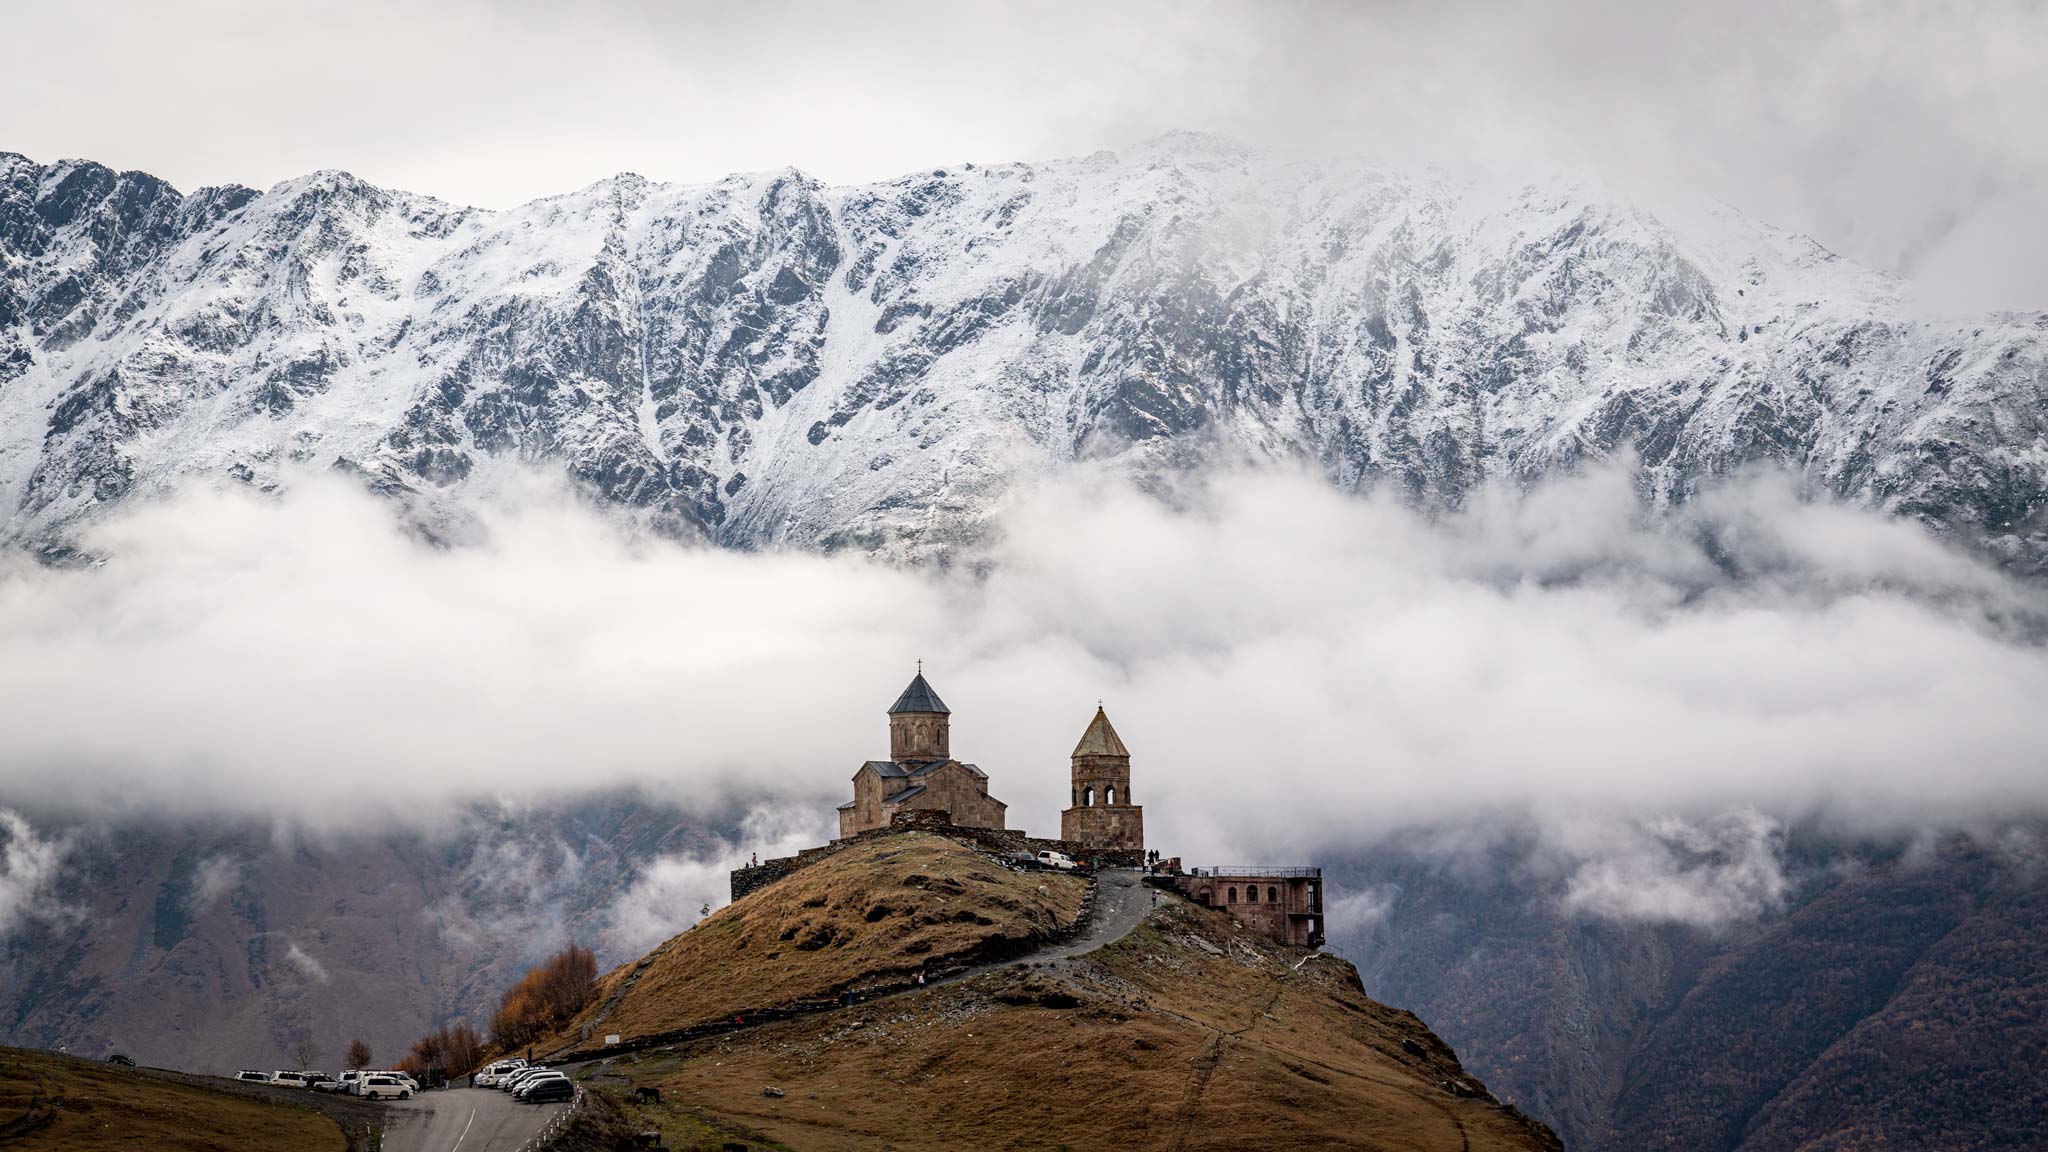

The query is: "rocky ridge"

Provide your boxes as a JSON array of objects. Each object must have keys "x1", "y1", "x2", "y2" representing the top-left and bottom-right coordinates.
[{"x1": 2, "y1": 133, "x2": 2043, "y2": 563}]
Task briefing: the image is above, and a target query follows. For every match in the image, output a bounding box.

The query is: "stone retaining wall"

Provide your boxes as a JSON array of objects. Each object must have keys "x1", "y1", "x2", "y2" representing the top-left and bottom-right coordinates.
[{"x1": 728, "y1": 810, "x2": 1142, "y2": 902}]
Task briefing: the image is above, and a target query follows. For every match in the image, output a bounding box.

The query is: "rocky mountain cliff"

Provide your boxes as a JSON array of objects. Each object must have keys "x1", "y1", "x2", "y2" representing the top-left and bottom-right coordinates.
[
  {"x1": 0, "y1": 796, "x2": 731, "y2": 1075},
  {"x1": 1334, "y1": 824, "x2": 2048, "y2": 1152},
  {"x1": 4, "y1": 134, "x2": 2044, "y2": 563}
]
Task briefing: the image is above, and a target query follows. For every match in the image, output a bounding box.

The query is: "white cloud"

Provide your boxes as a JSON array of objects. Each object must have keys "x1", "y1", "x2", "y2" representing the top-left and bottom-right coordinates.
[
  {"x1": 283, "y1": 938, "x2": 331, "y2": 984},
  {"x1": 1326, "y1": 884, "x2": 1402, "y2": 936},
  {"x1": 602, "y1": 805, "x2": 830, "y2": 958},
  {"x1": 1557, "y1": 809, "x2": 1791, "y2": 929},
  {"x1": 187, "y1": 853, "x2": 242, "y2": 912},
  {"x1": 0, "y1": 810, "x2": 70, "y2": 939},
  {"x1": 0, "y1": 464, "x2": 2044, "y2": 881}
]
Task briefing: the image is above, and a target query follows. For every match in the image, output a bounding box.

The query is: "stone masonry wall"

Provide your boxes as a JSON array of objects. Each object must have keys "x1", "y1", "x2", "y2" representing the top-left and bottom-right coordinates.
[{"x1": 729, "y1": 810, "x2": 1142, "y2": 902}]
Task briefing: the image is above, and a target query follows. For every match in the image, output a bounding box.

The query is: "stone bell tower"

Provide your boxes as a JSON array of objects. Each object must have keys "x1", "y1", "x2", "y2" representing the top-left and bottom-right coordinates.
[
  {"x1": 1060, "y1": 706, "x2": 1144, "y2": 852},
  {"x1": 888, "y1": 669, "x2": 950, "y2": 762}
]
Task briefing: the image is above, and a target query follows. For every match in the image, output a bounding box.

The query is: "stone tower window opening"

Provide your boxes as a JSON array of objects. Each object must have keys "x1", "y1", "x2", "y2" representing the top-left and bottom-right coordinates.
[
  {"x1": 1105, "y1": 785, "x2": 1116, "y2": 805},
  {"x1": 1083, "y1": 786, "x2": 1094, "y2": 806}
]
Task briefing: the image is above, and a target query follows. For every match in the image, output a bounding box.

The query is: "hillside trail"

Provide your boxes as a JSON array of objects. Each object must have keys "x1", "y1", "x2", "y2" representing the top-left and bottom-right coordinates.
[
  {"x1": 941, "y1": 866, "x2": 1152, "y2": 984},
  {"x1": 1165, "y1": 983, "x2": 1284, "y2": 1152}
]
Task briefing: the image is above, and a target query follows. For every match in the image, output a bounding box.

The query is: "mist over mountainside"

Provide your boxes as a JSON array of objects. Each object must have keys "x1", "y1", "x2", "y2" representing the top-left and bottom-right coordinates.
[
  {"x1": 1333, "y1": 820, "x2": 2048, "y2": 1152},
  {"x1": 3, "y1": 133, "x2": 2045, "y2": 566},
  {"x1": 0, "y1": 794, "x2": 809, "y2": 1074}
]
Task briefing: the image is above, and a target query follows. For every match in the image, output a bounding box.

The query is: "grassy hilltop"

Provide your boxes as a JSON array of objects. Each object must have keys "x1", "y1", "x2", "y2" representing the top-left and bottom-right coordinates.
[
  {"x1": 544, "y1": 830, "x2": 1562, "y2": 1152},
  {"x1": 536, "y1": 831, "x2": 1091, "y2": 1057}
]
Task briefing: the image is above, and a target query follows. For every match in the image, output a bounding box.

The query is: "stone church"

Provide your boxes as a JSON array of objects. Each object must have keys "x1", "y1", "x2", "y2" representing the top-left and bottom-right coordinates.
[
  {"x1": 837, "y1": 671, "x2": 1009, "y2": 838},
  {"x1": 836, "y1": 670, "x2": 1146, "y2": 856}
]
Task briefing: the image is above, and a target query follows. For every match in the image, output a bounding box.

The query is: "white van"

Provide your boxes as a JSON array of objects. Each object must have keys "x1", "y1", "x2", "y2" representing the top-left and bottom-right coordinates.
[
  {"x1": 268, "y1": 1070, "x2": 314, "y2": 1088},
  {"x1": 1035, "y1": 850, "x2": 1077, "y2": 871}
]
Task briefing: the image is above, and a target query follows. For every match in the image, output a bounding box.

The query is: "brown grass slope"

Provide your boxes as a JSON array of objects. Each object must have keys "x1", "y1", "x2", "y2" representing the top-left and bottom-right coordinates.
[
  {"x1": 552, "y1": 832, "x2": 1561, "y2": 1152},
  {"x1": 0, "y1": 1046, "x2": 349, "y2": 1152},
  {"x1": 541, "y1": 832, "x2": 1090, "y2": 1056}
]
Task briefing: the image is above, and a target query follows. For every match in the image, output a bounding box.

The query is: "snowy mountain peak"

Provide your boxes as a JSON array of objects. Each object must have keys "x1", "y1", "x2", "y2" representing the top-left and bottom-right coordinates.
[{"x1": 1, "y1": 142, "x2": 2042, "y2": 566}]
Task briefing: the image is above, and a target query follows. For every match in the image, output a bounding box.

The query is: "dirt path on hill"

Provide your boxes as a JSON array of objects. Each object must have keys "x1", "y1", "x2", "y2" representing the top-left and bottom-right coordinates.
[
  {"x1": 1165, "y1": 984, "x2": 1286, "y2": 1151},
  {"x1": 945, "y1": 867, "x2": 1151, "y2": 984}
]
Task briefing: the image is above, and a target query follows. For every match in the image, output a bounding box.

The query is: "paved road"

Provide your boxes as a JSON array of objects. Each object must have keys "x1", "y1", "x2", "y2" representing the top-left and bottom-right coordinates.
[
  {"x1": 1040, "y1": 867, "x2": 1153, "y2": 964},
  {"x1": 939, "y1": 867, "x2": 1154, "y2": 986},
  {"x1": 380, "y1": 1086, "x2": 563, "y2": 1152}
]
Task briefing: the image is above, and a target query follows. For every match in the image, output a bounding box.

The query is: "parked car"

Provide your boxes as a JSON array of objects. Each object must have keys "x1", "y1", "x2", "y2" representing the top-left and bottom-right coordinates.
[
  {"x1": 269, "y1": 1071, "x2": 316, "y2": 1088},
  {"x1": 235, "y1": 1070, "x2": 271, "y2": 1083},
  {"x1": 308, "y1": 1073, "x2": 347, "y2": 1093},
  {"x1": 355, "y1": 1070, "x2": 420, "y2": 1095},
  {"x1": 105, "y1": 1053, "x2": 136, "y2": 1066},
  {"x1": 357, "y1": 1074, "x2": 413, "y2": 1101},
  {"x1": 475, "y1": 1059, "x2": 525, "y2": 1087},
  {"x1": 1035, "y1": 850, "x2": 1077, "y2": 871},
  {"x1": 329, "y1": 1070, "x2": 363, "y2": 1093},
  {"x1": 500, "y1": 1068, "x2": 549, "y2": 1093},
  {"x1": 513, "y1": 1071, "x2": 567, "y2": 1099},
  {"x1": 520, "y1": 1077, "x2": 574, "y2": 1104}
]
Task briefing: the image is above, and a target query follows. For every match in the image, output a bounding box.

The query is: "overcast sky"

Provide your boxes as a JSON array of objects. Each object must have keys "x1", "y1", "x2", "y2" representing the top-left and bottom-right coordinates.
[{"x1": 3, "y1": 0, "x2": 2045, "y2": 311}]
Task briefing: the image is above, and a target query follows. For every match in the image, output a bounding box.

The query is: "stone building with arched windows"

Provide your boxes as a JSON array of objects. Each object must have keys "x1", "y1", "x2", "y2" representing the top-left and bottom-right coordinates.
[
  {"x1": 1168, "y1": 867, "x2": 1325, "y2": 948},
  {"x1": 836, "y1": 671, "x2": 1008, "y2": 838}
]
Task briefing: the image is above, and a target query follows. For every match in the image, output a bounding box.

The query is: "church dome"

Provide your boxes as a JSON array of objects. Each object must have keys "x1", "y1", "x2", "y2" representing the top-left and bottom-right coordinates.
[{"x1": 888, "y1": 671, "x2": 951, "y2": 715}]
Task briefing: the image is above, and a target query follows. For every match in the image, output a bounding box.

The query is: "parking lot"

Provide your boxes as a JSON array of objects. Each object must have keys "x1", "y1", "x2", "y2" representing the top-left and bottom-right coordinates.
[{"x1": 379, "y1": 1085, "x2": 566, "y2": 1152}]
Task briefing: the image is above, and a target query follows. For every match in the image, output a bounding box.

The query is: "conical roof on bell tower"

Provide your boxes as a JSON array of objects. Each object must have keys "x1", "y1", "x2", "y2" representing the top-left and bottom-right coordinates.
[
  {"x1": 1071, "y1": 706, "x2": 1129, "y2": 758},
  {"x1": 889, "y1": 670, "x2": 951, "y2": 715}
]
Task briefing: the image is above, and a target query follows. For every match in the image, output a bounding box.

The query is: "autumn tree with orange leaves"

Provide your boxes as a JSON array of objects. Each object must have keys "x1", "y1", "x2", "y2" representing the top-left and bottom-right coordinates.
[
  {"x1": 394, "y1": 1022, "x2": 485, "y2": 1083},
  {"x1": 489, "y1": 943, "x2": 598, "y2": 1051}
]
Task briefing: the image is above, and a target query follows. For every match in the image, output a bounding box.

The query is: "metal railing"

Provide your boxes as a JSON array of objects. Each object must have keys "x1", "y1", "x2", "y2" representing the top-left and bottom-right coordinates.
[
  {"x1": 1184, "y1": 866, "x2": 1321, "y2": 879},
  {"x1": 515, "y1": 1084, "x2": 585, "y2": 1152}
]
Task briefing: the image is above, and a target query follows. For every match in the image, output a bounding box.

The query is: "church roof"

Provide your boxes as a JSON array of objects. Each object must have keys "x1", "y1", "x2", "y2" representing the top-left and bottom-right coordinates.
[
  {"x1": 888, "y1": 671, "x2": 950, "y2": 715},
  {"x1": 1071, "y1": 706, "x2": 1130, "y2": 758}
]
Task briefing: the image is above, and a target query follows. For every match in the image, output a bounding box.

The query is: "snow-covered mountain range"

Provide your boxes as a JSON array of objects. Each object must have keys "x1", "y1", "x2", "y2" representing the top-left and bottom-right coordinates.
[{"x1": 3, "y1": 132, "x2": 2043, "y2": 562}]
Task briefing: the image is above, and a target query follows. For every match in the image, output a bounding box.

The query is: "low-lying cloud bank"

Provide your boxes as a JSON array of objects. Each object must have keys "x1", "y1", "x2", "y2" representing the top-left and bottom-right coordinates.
[{"x1": 1, "y1": 465, "x2": 2044, "y2": 881}]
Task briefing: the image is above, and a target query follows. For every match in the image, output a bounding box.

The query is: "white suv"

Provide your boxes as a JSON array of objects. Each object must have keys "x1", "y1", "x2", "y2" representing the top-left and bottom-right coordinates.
[
  {"x1": 356, "y1": 1073, "x2": 413, "y2": 1101},
  {"x1": 1036, "y1": 850, "x2": 1077, "y2": 871}
]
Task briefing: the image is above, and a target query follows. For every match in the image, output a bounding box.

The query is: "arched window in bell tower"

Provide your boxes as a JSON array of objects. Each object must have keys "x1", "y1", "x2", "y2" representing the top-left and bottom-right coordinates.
[
  {"x1": 1105, "y1": 785, "x2": 1116, "y2": 805},
  {"x1": 1083, "y1": 786, "x2": 1094, "y2": 806}
]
